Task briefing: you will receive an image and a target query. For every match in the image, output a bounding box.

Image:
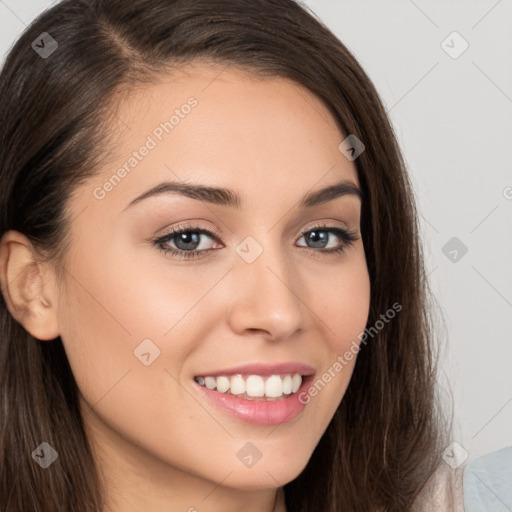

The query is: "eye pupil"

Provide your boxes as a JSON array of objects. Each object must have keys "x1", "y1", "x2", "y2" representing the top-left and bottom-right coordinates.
[
  {"x1": 307, "y1": 230, "x2": 328, "y2": 248},
  {"x1": 176, "y1": 232, "x2": 200, "y2": 250}
]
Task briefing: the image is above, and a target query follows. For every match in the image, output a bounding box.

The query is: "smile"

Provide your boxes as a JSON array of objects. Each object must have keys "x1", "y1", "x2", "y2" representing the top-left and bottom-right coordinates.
[{"x1": 194, "y1": 373, "x2": 303, "y2": 400}]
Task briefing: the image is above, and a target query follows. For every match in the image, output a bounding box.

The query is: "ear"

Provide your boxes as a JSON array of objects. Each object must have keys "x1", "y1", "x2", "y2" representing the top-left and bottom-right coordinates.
[{"x1": 0, "y1": 230, "x2": 60, "y2": 341}]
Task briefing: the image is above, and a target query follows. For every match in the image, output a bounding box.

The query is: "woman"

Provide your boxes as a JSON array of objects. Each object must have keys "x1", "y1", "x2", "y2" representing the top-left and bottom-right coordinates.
[{"x1": 0, "y1": 0, "x2": 464, "y2": 510}]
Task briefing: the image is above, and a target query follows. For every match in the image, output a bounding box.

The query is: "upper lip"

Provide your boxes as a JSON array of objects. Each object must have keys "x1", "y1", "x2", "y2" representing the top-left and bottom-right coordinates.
[{"x1": 195, "y1": 362, "x2": 316, "y2": 377}]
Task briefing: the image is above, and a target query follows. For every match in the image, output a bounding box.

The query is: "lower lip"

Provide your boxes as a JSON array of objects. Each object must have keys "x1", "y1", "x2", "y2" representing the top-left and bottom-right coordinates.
[{"x1": 193, "y1": 376, "x2": 314, "y2": 426}]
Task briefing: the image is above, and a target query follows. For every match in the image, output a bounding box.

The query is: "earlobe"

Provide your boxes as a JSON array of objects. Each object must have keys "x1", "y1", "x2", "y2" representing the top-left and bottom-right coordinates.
[{"x1": 0, "y1": 230, "x2": 60, "y2": 341}]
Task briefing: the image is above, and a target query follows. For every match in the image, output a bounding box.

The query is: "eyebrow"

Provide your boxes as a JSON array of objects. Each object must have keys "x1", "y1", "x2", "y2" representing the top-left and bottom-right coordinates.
[{"x1": 122, "y1": 178, "x2": 362, "y2": 212}]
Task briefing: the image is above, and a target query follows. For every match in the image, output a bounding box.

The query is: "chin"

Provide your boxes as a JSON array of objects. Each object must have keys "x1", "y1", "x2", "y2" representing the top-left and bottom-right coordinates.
[{"x1": 218, "y1": 452, "x2": 312, "y2": 490}]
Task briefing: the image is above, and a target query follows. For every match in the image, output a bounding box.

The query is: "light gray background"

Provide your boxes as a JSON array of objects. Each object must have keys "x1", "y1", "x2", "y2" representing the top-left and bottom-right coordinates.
[{"x1": 1, "y1": 0, "x2": 511, "y2": 463}]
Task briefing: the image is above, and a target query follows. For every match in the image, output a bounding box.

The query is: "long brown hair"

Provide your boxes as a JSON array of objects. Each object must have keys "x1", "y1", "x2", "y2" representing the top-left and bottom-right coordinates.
[{"x1": 0, "y1": 1, "x2": 448, "y2": 510}]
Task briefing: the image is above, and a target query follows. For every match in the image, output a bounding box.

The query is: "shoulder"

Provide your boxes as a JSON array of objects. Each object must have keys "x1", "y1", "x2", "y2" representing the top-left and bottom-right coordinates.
[{"x1": 463, "y1": 445, "x2": 512, "y2": 512}]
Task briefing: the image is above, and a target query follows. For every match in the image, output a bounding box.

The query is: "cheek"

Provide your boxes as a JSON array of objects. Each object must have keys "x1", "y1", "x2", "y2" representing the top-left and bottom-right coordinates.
[
  {"x1": 55, "y1": 242, "x2": 231, "y2": 404},
  {"x1": 312, "y1": 245, "x2": 371, "y2": 350},
  {"x1": 55, "y1": 250, "x2": 225, "y2": 475},
  {"x1": 300, "y1": 246, "x2": 370, "y2": 417}
]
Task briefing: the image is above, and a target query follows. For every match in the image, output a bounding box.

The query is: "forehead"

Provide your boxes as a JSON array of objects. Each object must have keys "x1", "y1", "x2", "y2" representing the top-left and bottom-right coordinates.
[{"x1": 79, "y1": 62, "x2": 359, "y2": 216}]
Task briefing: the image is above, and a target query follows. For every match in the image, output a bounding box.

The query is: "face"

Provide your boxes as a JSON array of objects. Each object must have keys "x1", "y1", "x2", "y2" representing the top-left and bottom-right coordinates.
[{"x1": 53, "y1": 63, "x2": 370, "y2": 500}]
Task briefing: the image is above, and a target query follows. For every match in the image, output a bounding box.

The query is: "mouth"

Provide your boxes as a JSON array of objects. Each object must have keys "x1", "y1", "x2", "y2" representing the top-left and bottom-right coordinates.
[
  {"x1": 194, "y1": 372, "x2": 310, "y2": 401},
  {"x1": 192, "y1": 372, "x2": 315, "y2": 425},
  {"x1": 191, "y1": 362, "x2": 316, "y2": 425}
]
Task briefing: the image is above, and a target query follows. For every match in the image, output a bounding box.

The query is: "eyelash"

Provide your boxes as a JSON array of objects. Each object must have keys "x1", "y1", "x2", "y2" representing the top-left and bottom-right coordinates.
[{"x1": 152, "y1": 223, "x2": 359, "y2": 260}]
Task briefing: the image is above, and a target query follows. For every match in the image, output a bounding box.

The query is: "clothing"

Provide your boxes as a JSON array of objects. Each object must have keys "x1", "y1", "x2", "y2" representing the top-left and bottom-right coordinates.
[
  {"x1": 463, "y1": 445, "x2": 512, "y2": 512},
  {"x1": 412, "y1": 445, "x2": 512, "y2": 511}
]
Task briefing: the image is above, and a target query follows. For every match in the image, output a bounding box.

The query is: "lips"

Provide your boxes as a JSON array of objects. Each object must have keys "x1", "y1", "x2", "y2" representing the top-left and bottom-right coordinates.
[
  {"x1": 192, "y1": 372, "x2": 315, "y2": 425},
  {"x1": 194, "y1": 361, "x2": 316, "y2": 378}
]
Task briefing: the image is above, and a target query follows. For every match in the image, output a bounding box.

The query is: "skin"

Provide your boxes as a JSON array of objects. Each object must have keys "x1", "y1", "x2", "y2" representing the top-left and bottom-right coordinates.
[{"x1": 0, "y1": 63, "x2": 370, "y2": 512}]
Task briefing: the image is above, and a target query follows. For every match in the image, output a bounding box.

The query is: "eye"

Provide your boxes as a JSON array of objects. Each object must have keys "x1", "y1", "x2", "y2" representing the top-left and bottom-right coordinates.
[
  {"x1": 152, "y1": 222, "x2": 359, "y2": 260},
  {"x1": 296, "y1": 223, "x2": 359, "y2": 255},
  {"x1": 153, "y1": 224, "x2": 221, "y2": 260}
]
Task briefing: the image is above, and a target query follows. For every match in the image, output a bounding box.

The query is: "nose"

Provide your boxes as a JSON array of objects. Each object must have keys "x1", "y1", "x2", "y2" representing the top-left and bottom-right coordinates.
[{"x1": 227, "y1": 239, "x2": 306, "y2": 340}]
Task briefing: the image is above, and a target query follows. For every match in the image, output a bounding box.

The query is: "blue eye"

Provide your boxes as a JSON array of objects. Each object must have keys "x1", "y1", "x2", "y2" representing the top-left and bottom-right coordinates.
[
  {"x1": 153, "y1": 223, "x2": 359, "y2": 260},
  {"x1": 153, "y1": 225, "x2": 219, "y2": 259},
  {"x1": 297, "y1": 226, "x2": 358, "y2": 252}
]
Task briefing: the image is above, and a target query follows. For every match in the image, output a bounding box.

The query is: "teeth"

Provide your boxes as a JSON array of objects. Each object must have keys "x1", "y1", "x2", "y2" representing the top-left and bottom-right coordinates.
[
  {"x1": 282, "y1": 375, "x2": 293, "y2": 394},
  {"x1": 230, "y1": 375, "x2": 245, "y2": 395},
  {"x1": 216, "y1": 376, "x2": 230, "y2": 393},
  {"x1": 265, "y1": 375, "x2": 282, "y2": 398},
  {"x1": 291, "y1": 374, "x2": 302, "y2": 393},
  {"x1": 194, "y1": 373, "x2": 305, "y2": 399},
  {"x1": 246, "y1": 375, "x2": 265, "y2": 397},
  {"x1": 205, "y1": 376, "x2": 216, "y2": 390}
]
